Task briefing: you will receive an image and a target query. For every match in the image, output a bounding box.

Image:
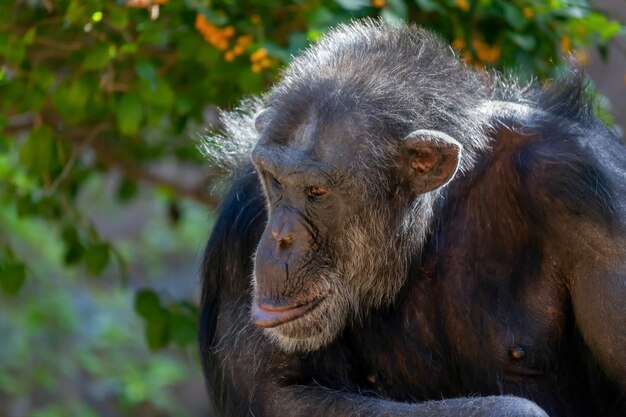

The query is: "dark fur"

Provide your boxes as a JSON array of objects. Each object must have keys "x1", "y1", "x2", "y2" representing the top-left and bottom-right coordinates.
[{"x1": 199, "y1": 21, "x2": 626, "y2": 417}]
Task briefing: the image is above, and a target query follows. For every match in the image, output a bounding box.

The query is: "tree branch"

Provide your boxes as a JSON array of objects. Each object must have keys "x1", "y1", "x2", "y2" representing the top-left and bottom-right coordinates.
[
  {"x1": 5, "y1": 112, "x2": 220, "y2": 208},
  {"x1": 86, "y1": 134, "x2": 220, "y2": 208}
]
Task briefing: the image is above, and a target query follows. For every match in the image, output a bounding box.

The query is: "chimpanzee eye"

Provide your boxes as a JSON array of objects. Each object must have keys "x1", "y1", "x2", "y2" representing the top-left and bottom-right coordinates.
[{"x1": 307, "y1": 186, "x2": 328, "y2": 198}]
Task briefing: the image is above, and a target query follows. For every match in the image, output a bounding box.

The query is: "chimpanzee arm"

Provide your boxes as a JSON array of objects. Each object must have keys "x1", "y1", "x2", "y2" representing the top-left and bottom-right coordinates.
[
  {"x1": 254, "y1": 384, "x2": 548, "y2": 417},
  {"x1": 206, "y1": 287, "x2": 549, "y2": 417},
  {"x1": 208, "y1": 294, "x2": 549, "y2": 417},
  {"x1": 568, "y1": 222, "x2": 626, "y2": 392}
]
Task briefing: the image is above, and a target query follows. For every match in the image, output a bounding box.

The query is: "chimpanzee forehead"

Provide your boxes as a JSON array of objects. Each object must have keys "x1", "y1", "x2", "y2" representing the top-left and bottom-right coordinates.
[
  {"x1": 259, "y1": 92, "x2": 371, "y2": 170},
  {"x1": 297, "y1": 111, "x2": 362, "y2": 161}
]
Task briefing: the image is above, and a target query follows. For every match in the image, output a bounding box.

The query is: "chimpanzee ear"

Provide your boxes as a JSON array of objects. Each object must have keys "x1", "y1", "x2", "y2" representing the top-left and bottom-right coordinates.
[
  {"x1": 400, "y1": 129, "x2": 462, "y2": 195},
  {"x1": 254, "y1": 109, "x2": 273, "y2": 133}
]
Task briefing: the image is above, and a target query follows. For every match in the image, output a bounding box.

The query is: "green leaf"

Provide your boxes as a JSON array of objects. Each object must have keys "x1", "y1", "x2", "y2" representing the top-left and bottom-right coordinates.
[
  {"x1": 387, "y1": 0, "x2": 409, "y2": 20},
  {"x1": 238, "y1": 70, "x2": 263, "y2": 93},
  {"x1": 65, "y1": 0, "x2": 85, "y2": 24},
  {"x1": 169, "y1": 312, "x2": 196, "y2": 347},
  {"x1": 82, "y1": 45, "x2": 111, "y2": 71},
  {"x1": 67, "y1": 79, "x2": 90, "y2": 107},
  {"x1": 119, "y1": 43, "x2": 138, "y2": 55},
  {"x1": 33, "y1": 68, "x2": 57, "y2": 90},
  {"x1": 108, "y1": 7, "x2": 129, "y2": 29},
  {"x1": 0, "y1": 135, "x2": 10, "y2": 153},
  {"x1": 136, "y1": 22, "x2": 169, "y2": 44},
  {"x1": 307, "y1": 29, "x2": 323, "y2": 43},
  {"x1": 51, "y1": 78, "x2": 92, "y2": 122},
  {"x1": 135, "y1": 290, "x2": 172, "y2": 349},
  {"x1": 380, "y1": 9, "x2": 405, "y2": 28},
  {"x1": 200, "y1": 10, "x2": 228, "y2": 26},
  {"x1": 135, "y1": 60, "x2": 157, "y2": 85},
  {"x1": 19, "y1": 127, "x2": 57, "y2": 175},
  {"x1": 583, "y1": 13, "x2": 621, "y2": 41},
  {"x1": 62, "y1": 225, "x2": 85, "y2": 265},
  {"x1": 0, "y1": 261, "x2": 26, "y2": 295},
  {"x1": 307, "y1": 7, "x2": 335, "y2": 29},
  {"x1": 415, "y1": 0, "x2": 445, "y2": 13},
  {"x1": 117, "y1": 177, "x2": 138, "y2": 201},
  {"x1": 23, "y1": 27, "x2": 37, "y2": 45},
  {"x1": 116, "y1": 93, "x2": 144, "y2": 136},
  {"x1": 261, "y1": 41, "x2": 291, "y2": 63},
  {"x1": 146, "y1": 313, "x2": 169, "y2": 350},
  {"x1": 503, "y1": 4, "x2": 525, "y2": 31},
  {"x1": 134, "y1": 289, "x2": 162, "y2": 319},
  {"x1": 16, "y1": 195, "x2": 35, "y2": 217},
  {"x1": 508, "y1": 33, "x2": 537, "y2": 51},
  {"x1": 174, "y1": 94, "x2": 194, "y2": 115},
  {"x1": 64, "y1": 243, "x2": 85, "y2": 265},
  {"x1": 83, "y1": 243, "x2": 110, "y2": 276},
  {"x1": 138, "y1": 78, "x2": 175, "y2": 109},
  {"x1": 2, "y1": 36, "x2": 25, "y2": 64},
  {"x1": 336, "y1": 0, "x2": 370, "y2": 11}
]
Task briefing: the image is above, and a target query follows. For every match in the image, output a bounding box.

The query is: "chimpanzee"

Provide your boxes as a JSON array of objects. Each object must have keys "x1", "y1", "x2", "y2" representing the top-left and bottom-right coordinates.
[{"x1": 198, "y1": 20, "x2": 625, "y2": 417}]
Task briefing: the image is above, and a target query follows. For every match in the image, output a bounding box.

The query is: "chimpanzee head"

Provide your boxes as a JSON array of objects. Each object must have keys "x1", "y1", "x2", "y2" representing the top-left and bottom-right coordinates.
[{"x1": 250, "y1": 20, "x2": 490, "y2": 352}]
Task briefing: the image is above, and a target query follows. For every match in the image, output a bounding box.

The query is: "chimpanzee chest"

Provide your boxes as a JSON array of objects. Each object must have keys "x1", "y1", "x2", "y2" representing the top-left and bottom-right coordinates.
[{"x1": 354, "y1": 268, "x2": 571, "y2": 403}]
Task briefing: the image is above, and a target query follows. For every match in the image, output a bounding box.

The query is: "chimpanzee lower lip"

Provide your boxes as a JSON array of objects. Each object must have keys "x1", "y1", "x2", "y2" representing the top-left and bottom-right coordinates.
[{"x1": 252, "y1": 296, "x2": 326, "y2": 328}]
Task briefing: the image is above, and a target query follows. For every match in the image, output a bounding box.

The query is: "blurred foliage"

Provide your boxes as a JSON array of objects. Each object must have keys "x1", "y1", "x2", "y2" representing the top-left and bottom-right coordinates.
[
  {"x1": 0, "y1": 181, "x2": 208, "y2": 416},
  {"x1": 0, "y1": 2, "x2": 624, "y2": 412}
]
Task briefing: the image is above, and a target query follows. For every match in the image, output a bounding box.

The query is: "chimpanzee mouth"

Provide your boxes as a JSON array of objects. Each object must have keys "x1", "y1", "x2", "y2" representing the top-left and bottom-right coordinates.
[{"x1": 251, "y1": 295, "x2": 327, "y2": 328}]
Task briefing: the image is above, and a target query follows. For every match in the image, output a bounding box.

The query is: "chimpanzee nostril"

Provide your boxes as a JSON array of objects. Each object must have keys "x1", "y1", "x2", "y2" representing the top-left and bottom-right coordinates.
[{"x1": 278, "y1": 235, "x2": 294, "y2": 249}]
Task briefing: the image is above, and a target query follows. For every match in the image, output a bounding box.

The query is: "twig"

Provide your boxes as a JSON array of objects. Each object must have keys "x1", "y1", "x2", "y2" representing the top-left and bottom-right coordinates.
[
  {"x1": 44, "y1": 122, "x2": 109, "y2": 197},
  {"x1": 86, "y1": 136, "x2": 219, "y2": 207},
  {"x1": 33, "y1": 38, "x2": 84, "y2": 51},
  {"x1": 5, "y1": 112, "x2": 220, "y2": 208}
]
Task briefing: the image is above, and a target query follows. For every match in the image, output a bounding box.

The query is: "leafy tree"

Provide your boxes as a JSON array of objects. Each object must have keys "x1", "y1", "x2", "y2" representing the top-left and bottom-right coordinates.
[{"x1": 1, "y1": 0, "x2": 623, "y2": 349}]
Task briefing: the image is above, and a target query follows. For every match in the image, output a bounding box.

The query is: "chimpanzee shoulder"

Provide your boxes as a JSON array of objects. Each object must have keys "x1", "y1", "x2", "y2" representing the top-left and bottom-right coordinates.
[{"x1": 482, "y1": 75, "x2": 621, "y2": 230}]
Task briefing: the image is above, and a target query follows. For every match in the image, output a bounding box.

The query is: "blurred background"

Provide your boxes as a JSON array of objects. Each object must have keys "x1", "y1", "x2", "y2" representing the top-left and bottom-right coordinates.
[{"x1": 0, "y1": 1, "x2": 624, "y2": 416}]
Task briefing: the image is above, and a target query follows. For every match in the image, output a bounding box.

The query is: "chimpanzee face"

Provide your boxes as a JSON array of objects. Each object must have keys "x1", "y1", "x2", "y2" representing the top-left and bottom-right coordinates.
[{"x1": 250, "y1": 86, "x2": 462, "y2": 353}]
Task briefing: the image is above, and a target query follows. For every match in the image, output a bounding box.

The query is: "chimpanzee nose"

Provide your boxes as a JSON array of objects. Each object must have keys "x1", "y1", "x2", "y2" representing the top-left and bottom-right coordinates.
[
  {"x1": 277, "y1": 234, "x2": 293, "y2": 249},
  {"x1": 254, "y1": 215, "x2": 312, "y2": 302},
  {"x1": 271, "y1": 227, "x2": 294, "y2": 250}
]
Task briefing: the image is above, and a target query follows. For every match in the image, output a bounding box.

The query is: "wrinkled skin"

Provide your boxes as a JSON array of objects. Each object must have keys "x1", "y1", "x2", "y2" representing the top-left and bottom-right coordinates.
[{"x1": 199, "y1": 21, "x2": 626, "y2": 417}]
